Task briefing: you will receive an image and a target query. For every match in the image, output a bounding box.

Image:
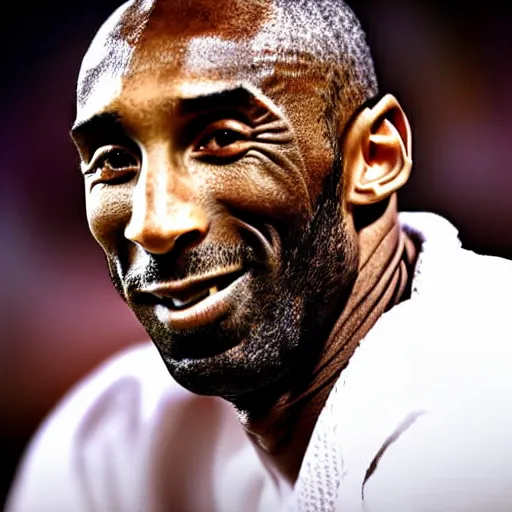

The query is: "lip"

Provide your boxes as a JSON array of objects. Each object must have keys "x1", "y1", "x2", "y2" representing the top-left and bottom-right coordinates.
[
  {"x1": 142, "y1": 265, "x2": 244, "y2": 296},
  {"x1": 140, "y1": 267, "x2": 249, "y2": 330}
]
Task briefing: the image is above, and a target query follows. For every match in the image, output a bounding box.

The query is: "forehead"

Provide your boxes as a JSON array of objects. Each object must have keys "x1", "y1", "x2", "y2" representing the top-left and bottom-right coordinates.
[{"x1": 75, "y1": 0, "x2": 284, "y2": 123}]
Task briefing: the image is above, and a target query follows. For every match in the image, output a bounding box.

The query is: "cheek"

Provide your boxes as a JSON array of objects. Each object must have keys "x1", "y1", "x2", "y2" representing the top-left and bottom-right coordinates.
[
  {"x1": 202, "y1": 154, "x2": 311, "y2": 222},
  {"x1": 86, "y1": 185, "x2": 132, "y2": 253}
]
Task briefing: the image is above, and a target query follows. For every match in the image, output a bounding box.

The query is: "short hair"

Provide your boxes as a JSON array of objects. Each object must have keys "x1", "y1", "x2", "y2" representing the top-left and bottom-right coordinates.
[{"x1": 251, "y1": 0, "x2": 379, "y2": 130}]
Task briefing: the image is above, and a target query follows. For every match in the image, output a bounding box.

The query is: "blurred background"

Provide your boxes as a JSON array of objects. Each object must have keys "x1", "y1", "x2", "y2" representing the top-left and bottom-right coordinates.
[{"x1": 2, "y1": 0, "x2": 511, "y2": 507}]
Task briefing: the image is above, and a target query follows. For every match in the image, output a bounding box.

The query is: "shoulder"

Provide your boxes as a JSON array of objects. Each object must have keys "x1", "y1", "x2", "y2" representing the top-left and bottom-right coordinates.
[
  {"x1": 5, "y1": 343, "x2": 195, "y2": 511},
  {"x1": 331, "y1": 213, "x2": 512, "y2": 510},
  {"x1": 400, "y1": 211, "x2": 512, "y2": 328},
  {"x1": 366, "y1": 214, "x2": 512, "y2": 408},
  {"x1": 7, "y1": 343, "x2": 261, "y2": 512},
  {"x1": 21, "y1": 341, "x2": 191, "y2": 445}
]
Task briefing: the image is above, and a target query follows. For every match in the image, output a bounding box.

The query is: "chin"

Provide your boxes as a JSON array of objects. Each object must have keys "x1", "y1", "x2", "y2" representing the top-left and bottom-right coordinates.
[{"x1": 134, "y1": 277, "x2": 309, "y2": 398}]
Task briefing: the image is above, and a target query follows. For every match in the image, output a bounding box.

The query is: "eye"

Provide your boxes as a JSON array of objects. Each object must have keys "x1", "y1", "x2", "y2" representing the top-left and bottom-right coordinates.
[
  {"x1": 193, "y1": 120, "x2": 251, "y2": 160},
  {"x1": 84, "y1": 145, "x2": 139, "y2": 185},
  {"x1": 94, "y1": 147, "x2": 138, "y2": 172},
  {"x1": 199, "y1": 129, "x2": 243, "y2": 150}
]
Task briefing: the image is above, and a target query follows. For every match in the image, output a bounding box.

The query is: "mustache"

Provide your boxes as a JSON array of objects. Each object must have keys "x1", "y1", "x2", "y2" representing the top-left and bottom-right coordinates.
[{"x1": 123, "y1": 242, "x2": 257, "y2": 292}]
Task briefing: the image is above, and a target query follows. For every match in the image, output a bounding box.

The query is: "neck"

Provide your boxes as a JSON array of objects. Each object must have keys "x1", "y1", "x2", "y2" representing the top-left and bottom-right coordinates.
[{"x1": 234, "y1": 196, "x2": 418, "y2": 484}]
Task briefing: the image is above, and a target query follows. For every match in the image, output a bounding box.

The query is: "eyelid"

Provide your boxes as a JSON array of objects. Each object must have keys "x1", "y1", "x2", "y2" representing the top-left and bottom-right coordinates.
[
  {"x1": 83, "y1": 145, "x2": 139, "y2": 175},
  {"x1": 193, "y1": 119, "x2": 251, "y2": 151}
]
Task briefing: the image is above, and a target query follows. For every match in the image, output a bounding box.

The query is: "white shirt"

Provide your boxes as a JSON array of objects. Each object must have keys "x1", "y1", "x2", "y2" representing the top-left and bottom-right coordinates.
[{"x1": 7, "y1": 213, "x2": 512, "y2": 512}]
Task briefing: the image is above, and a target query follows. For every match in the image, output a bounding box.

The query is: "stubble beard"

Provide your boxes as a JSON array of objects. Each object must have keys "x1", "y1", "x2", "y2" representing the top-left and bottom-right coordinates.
[{"x1": 106, "y1": 151, "x2": 358, "y2": 400}]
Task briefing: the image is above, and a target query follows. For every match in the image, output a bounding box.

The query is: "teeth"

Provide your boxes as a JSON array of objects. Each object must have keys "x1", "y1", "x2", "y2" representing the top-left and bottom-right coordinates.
[{"x1": 156, "y1": 283, "x2": 224, "y2": 310}]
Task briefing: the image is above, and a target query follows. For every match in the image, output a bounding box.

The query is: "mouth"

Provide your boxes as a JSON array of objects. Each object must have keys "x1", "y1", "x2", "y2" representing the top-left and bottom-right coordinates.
[{"x1": 139, "y1": 266, "x2": 248, "y2": 330}]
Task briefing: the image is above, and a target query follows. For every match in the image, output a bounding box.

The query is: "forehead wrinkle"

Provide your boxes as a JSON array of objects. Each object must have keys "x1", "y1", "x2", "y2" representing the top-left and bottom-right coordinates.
[
  {"x1": 125, "y1": 0, "x2": 273, "y2": 77},
  {"x1": 115, "y1": 80, "x2": 287, "y2": 138},
  {"x1": 77, "y1": 0, "x2": 378, "y2": 132},
  {"x1": 130, "y1": 0, "x2": 330, "y2": 86},
  {"x1": 170, "y1": 4, "x2": 338, "y2": 112},
  {"x1": 78, "y1": 0, "x2": 336, "y2": 127}
]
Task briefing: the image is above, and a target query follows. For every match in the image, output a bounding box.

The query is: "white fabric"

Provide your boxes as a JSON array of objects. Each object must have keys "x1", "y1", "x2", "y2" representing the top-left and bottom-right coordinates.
[{"x1": 7, "y1": 213, "x2": 512, "y2": 512}]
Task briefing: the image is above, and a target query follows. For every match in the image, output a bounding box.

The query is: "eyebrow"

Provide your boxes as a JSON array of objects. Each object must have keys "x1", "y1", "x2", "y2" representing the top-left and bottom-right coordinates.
[
  {"x1": 70, "y1": 111, "x2": 124, "y2": 143},
  {"x1": 178, "y1": 86, "x2": 260, "y2": 116},
  {"x1": 70, "y1": 86, "x2": 266, "y2": 146}
]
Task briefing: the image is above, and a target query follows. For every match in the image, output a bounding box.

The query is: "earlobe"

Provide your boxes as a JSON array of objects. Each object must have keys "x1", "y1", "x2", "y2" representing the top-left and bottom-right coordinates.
[{"x1": 345, "y1": 94, "x2": 412, "y2": 206}]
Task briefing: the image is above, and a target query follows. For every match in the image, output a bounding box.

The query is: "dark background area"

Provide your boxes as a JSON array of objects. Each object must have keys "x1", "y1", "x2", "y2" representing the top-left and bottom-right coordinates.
[{"x1": 1, "y1": 0, "x2": 511, "y2": 507}]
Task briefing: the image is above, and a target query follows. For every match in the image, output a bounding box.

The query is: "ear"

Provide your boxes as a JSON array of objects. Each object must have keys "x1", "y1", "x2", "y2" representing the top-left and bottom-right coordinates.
[{"x1": 343, "y1": 94, "x2": 412, "y2": 206}]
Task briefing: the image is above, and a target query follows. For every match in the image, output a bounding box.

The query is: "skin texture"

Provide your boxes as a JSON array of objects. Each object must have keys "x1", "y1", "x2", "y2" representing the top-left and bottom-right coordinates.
[{"x1": 72, "y1": 0, "x2": 416, "y2": 482}]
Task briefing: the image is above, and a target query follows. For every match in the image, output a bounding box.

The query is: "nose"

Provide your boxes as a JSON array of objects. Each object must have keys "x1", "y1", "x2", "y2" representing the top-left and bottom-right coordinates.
[{"x1": 124, "y1": 163, "x2": 209, "y2": 255}]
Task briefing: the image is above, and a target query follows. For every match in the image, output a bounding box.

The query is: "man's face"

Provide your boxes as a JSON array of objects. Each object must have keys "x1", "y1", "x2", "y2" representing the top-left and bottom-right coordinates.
[{"x1": 72, "y1": 1, "x2": 358, "y2": 398}]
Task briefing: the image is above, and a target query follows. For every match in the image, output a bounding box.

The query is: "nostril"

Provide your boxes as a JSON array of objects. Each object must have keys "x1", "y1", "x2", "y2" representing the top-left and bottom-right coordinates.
[{"x1": 174, "y1": 229, "x2": 205, "y2": 251}]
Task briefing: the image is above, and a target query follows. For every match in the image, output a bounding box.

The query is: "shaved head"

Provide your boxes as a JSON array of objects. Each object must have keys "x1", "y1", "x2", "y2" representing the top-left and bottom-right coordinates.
[{"x1": 77, "y1": 0, "x2": 378, "y2": 137}]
